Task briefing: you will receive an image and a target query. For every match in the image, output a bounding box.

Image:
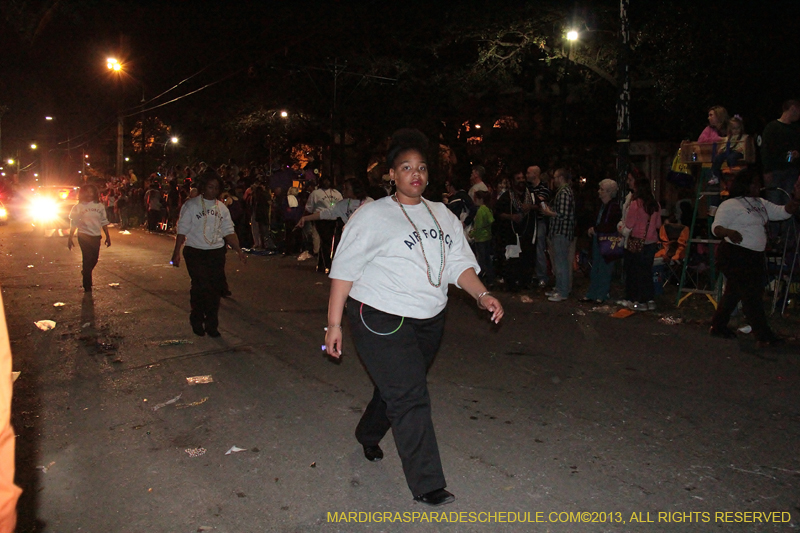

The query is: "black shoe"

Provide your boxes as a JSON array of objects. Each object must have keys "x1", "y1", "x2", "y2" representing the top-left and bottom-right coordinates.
[
  {"x1": 191, "y1": 323, "x2": 206, "y2": 337},
  {"x1": 363, "y1": 445, "x2": 383, "y2": 462},
  {"x1": 709, "y1": 326, "x2": 736, "y2": 339},
  {"x1": 414, "y1": 488, "x2": 455, "y2": 506},
  {"x1": 206, "y1": 328, "x2": 221, "y2": 338}
]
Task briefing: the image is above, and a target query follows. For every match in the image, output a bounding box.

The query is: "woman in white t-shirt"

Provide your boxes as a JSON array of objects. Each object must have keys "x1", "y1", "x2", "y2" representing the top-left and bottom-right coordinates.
[
  {"x1": 68, "y1": 185, "x2": 111, "y2": 292},
  {"x1": 710, "y1": 167, "x2": 800, "y2": 346},
  {"x1": 325, "y1": 129, "x2": 503, "y2": 507},
  {"x1": 171, "y1": 172, "x2": 247, "y2": 337},
  {"x1": 296, "y1": 178, "x2": 373, "y2": 228}
]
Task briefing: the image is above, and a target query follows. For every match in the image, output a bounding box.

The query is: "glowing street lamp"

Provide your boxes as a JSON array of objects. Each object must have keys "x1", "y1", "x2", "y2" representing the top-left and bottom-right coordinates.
[
  {"x1": 280, "y1": 110, "x2": 288, "y2": 118},
  {"x1": 164, "y1": 136, "x2": 179, "y2": 157},
  {"x1": 30, "y1": 143, "x2": 37, "y2": 150},
  {"x1": 106, "y1": 57, "x2": 125, "y2": 176},
  {"x1": 567, "y1": 30, "x2": 579, "y2": 41}
]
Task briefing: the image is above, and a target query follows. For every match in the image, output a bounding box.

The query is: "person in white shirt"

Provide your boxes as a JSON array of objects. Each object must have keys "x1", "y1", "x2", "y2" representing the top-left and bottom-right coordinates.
[
  {"x1": 324, "y1": 129, "x2": 503, "y2": 507},
  {"x1": 305, "y1": 177, "x2": 343, "y2": 273},
  {"x1": 296, "y1": 178, "x2": 373, "y2": 228},
  {"x1": 171, "y1": 172, "x2": 247, "y2": 337},
  {"x1": 68, "y1": 185, "x2": 111, "y2": 292},
  {"x1": 710, "y1": 167, "x2": 800, "y2": 346},
  {"x1": 467, "y1": 165, "x2": 489, "y2": 201}
]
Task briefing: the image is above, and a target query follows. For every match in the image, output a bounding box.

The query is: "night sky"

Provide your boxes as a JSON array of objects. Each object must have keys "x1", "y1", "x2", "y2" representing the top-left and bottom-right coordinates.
[{"x1": 2, "y1": 0, "x2": 800, "y2": 177}]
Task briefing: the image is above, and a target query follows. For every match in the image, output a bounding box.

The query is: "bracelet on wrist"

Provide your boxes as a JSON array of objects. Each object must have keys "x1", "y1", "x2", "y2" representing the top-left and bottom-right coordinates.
[
  {"x1": 325, "y1": 324, "x2": 342, "y2": 331},
  {"x1": 476, "y1": 291, "x2": 491, "y2": 309}
]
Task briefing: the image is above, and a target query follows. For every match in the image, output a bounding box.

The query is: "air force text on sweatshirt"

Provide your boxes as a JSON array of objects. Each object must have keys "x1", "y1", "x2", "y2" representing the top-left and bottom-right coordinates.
[
  {"x1": 329, "y1": 196, "x2": 479, "y2": 319},
  {"x1": 69, "y1": 202, "x2": 109, "y2": 236},
  {"x1": 177, "y1": 196, "x2": 235, "y2": 250}
]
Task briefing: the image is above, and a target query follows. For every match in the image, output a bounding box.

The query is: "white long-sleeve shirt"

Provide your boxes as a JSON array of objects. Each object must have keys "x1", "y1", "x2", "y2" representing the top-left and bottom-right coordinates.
[
  {"x1": 318, "y1": 197, "x2": 373, "y2": 223},
  {"x1": 69, "y1": 202, "x2": 109, "y2": 236}
]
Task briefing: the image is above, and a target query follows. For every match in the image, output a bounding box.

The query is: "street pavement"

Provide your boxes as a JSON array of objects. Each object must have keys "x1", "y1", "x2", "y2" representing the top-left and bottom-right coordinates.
[{"x1": 1, "y1": 218, "x2": 798, "y2": 532}]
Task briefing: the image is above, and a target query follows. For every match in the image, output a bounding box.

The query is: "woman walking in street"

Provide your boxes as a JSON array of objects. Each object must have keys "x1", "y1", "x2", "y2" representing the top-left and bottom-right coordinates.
[
  {"x1": 710, "y1": 167, "x2": 800, "y2": 346},
  {"x1": 171, "y1": 171, "x2": 247, "y2": 337},
  {"x1": 324, "y1": 129, "x2": 503, "y2": 506},
  {"x1": 68, "y1": 185, "x2": 111, "y2": 292}
]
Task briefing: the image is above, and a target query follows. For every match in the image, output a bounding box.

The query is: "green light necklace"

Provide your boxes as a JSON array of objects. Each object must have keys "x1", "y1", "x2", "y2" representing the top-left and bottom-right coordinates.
[{"x1": 394, "y1": 194, "x2": 446, "y2": 288}]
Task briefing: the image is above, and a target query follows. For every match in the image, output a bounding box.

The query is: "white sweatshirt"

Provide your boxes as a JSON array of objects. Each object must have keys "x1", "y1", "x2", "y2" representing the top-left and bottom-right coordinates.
[
  {"x1": 177, "y1": 196, "x2": 235, "y2": 250},
  {"x1": 329, "y1": 196, "x2": 479, "y2": 319}
]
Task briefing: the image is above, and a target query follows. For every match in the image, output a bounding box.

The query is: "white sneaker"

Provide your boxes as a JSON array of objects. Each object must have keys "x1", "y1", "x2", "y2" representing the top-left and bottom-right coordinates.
[
  {"x1": 616, "y1": 299, "x2": 632, "y2": 307},
  {"x1": 548, "y1": 294, "x2": 567, "y2": 302},
  {"x1": 545, "y1": 290, "x2": 558, "y2": 297},
  {"x1": 647, "y1": 300, "x2": 657, "y2": 311},
  {"x1": 632, "y1": 302, "x2": 648, "y2": 311}
]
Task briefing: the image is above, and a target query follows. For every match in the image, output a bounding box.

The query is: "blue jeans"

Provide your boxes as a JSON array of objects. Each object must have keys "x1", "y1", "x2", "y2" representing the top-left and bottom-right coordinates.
[
  {"x1": 550, "y1": 234, "x2": 573, "y2": 297},
  {"x1": 765, "y1": 168, "x2": 799, "y2": 205},
  {"x1": 533, "y1": 218, "x2": 549, "y2": 282},
  {"x1": 585, "y1": 236, "x2": 615, "y2": 301},
  {"x1": 473, "y1": 240, "x2": 495, "y2": 285}
]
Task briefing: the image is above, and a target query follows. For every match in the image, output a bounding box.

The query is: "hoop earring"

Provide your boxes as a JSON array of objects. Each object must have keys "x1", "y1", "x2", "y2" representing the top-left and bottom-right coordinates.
[{"x1": 390, "y1": 179, "x2": 396, "y2": 186}]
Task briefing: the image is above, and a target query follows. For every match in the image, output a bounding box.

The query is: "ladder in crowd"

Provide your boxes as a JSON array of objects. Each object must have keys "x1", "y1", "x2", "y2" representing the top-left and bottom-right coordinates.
[{"x1": 674, "y1": 139, "x2": 756, "y2": 307}]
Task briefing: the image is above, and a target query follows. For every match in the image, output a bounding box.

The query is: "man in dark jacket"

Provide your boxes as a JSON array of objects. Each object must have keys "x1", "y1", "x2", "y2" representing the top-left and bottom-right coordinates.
[{"x1": 443, "y1": 179, "x2": 476, "y2": 227}]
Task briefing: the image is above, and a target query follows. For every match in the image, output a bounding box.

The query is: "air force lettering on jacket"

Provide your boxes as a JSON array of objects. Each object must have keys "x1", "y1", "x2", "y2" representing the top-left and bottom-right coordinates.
[
  {"x1": 403, "y1": 228, "x2": 454, "y2": 250},
  {"x1": 195, "y1": 207, "x2": 221, "y2": 220}
]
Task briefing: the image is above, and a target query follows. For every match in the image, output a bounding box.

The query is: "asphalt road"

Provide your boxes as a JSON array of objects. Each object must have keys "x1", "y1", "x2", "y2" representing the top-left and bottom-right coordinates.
[{"x1": 1, "y1": 218, "x2": 798, "y2": 533}]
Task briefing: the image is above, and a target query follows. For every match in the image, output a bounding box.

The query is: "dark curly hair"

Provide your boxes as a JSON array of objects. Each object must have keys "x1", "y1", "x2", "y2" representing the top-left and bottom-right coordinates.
[
  {"x1": 727, "y1": 165, "x2": 761, "y2": 198},
  {"x1": 386, "y1": 128, "x2": 428, "y2": 169},
  {"x1": 196, "y1": 169, "x2": 222, "y2": 195},
  {"x1": 79, "y1": 184, "x2": 99, "y2": 203}
]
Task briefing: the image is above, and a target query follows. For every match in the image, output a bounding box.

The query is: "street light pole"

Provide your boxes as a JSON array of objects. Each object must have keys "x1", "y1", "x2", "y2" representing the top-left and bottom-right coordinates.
[
  {"x1": 0, "y1": 105, "x2": 8, "y2": 166},
  {"x1": 116, "y1": 113, "x2": 124, "y2": 177},
  {"x1": 107, "y1": 58, "x2": 124, "y2": 177},
  {"x1": 616, "y1": 0, "x2": 631, "y2": 189}
]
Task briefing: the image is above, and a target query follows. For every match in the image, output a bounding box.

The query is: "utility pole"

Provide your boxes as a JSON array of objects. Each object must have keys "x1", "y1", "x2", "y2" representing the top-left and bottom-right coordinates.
[
  {"x1": 140, "y1": 91, "x2": 146, "y2": 184},
  {"x1": 0, "y1": 105, "x2": 8, "y2": 163},
  {"x1": 116, "y1": 113, "x2": 124, "y2": 177},
  {"x1": 616, "y1": 0, "x2": 631, "y2": 189},
  {"x1": 299, "y1": 60, "x2": 396, "y2": 186}
]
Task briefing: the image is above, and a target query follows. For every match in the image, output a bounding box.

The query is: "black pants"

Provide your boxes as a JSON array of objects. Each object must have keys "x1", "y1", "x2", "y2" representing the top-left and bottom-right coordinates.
[
  {"x1": 624, "y1": 243, "x2": 657, "y2": 303},
  {"x1": 78, "y1": 234, "x2": 101, "y2": 291},
  {"x1": 347, "y1": 299, "x2": 447, "y2": 496},
  {"x1": 316, "y1": 220, "x2": 337, "y2": 272},
  {"x1": 712, "y1": 242, "x2": 773, "y2": 341},
  {"x1": 147, "y1": 209, "x2": 161, "y2": 231},
  {"x1": 183, "y1": 246, "x2": 227, "y2": 332}
]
